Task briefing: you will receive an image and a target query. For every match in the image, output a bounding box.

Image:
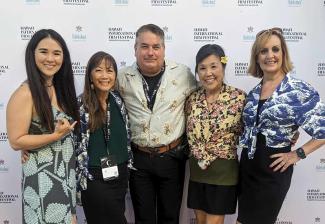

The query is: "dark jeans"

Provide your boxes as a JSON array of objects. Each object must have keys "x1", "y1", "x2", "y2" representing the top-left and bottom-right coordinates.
[
  {"x1": 130, "y1": 149, "x2": 186, "y2": 224},
  {"x1": 81, "y1": 163, "x2": 128, "y2": 224}
]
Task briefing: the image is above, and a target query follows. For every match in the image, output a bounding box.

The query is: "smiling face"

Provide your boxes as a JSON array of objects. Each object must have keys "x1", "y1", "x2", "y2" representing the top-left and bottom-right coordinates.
[
  {"x1": 91, "y1": 59, "x2": 116, "y2": 93},
  {"x1": 257, "y1": 35, "x2": 283, "y2": 77},
  {"x1": 134, "y1": 31, "x2": 165, "y2": 75},
  {"x1": 34, "y1": 37, "x2": 63, "y2": 79},
  {"x1": 197, "y1": 54, "x2": 224, "y2": 93}
]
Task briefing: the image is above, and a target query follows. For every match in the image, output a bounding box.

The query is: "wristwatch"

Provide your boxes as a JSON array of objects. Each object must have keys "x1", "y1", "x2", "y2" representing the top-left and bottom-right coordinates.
[{"x1": 296, "y1": 147, "x2": 306, "y2": 159}]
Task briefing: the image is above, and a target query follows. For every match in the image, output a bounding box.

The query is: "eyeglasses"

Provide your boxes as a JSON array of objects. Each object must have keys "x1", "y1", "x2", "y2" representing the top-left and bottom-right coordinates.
[{"x1": 256, "y1": 27, "x2": 283, "y2": 38}]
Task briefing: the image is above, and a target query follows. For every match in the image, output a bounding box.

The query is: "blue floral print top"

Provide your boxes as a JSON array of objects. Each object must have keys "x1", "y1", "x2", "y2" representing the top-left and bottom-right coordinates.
[{"x1": 239, "y1": 73, "x2": 325, "y2": 159}]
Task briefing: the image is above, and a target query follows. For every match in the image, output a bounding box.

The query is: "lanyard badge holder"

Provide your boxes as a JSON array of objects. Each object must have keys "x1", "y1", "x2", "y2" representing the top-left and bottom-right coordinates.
[{"x1": 100, "y1": 99, "x2": 119, "y2": 181}]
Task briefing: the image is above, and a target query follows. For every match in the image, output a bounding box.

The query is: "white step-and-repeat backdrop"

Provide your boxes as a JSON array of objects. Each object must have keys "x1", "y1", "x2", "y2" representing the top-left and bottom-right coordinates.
[{"x1": 1, "y1": 0, "x2": 325, "y2": 223}]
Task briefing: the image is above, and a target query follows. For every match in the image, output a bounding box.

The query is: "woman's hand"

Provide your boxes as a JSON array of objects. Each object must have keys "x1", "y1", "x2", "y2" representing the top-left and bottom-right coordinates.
[
  {"x1": 21, "y1": 151, "x2": 30, "y2": 163},
  {"x1": 269, "y1": 151, "x2": 300, "y2": 172},
  {"x1": 54, "y1": 119, "x2": 77, "y2": 139}
]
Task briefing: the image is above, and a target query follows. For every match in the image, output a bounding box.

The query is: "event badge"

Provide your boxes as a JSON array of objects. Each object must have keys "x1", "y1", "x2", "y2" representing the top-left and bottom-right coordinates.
[{"x1": 100, "y1": 155, "x2": 119, "y2": 181}]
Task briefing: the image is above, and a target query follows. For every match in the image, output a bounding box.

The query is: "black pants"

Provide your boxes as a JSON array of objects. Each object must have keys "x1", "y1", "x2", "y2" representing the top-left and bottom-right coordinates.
[
  {"x1": 130, "y1": 149, "x2": 186, "y2": 224},
  {"x1": 81, "y1": 163, "x2": 128, "y2": 224}
]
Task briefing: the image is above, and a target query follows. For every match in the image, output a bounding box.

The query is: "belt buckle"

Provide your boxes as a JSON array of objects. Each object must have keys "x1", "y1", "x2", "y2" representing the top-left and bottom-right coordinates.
[{"x1": 150, "y1": 147, "x2": 160, "y2": 157}]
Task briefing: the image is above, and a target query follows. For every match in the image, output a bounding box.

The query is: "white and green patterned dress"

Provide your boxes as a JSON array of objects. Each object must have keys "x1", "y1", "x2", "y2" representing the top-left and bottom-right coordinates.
[{"x1": 22, "y1": 108, "x2": 76, "y2": 224}]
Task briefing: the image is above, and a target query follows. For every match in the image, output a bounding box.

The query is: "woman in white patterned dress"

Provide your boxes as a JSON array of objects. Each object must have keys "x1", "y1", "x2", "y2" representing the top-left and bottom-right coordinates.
[{"x1": 6, "y1": 29, "x2": 79, "y2": 224}]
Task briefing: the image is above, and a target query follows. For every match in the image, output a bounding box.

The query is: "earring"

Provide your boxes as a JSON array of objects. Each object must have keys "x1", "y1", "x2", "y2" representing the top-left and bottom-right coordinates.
[{"x1": 91, "y1": 83, "x2": 94, "y2": 89}]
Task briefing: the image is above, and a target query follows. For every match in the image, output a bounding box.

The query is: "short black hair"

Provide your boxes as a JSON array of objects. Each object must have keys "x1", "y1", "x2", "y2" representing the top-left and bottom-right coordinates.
[{"x1": 195, "y1": 44, "x2": 226, "y2": 73}]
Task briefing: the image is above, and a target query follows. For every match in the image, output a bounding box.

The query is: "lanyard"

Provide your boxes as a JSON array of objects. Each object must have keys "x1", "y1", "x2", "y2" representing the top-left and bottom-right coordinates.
[
  {"x1": 102, "y1": 95, "x2": 111, "y2": 156},
  {"x1": 141, "y1": 76, "x2": 162, "y2": 111}
]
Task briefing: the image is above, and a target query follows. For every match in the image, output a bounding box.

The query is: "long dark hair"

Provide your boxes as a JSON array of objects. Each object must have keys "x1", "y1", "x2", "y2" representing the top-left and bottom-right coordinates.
[
  {"x1": 25, "y1": 29, "x2": 79, "y2": 132},
  {"x1": 82, "y1": 51, "x2": 117, "y2": 131}
]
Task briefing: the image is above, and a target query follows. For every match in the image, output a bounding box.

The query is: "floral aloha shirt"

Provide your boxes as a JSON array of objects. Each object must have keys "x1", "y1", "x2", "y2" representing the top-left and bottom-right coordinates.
[{"x1": 186, "y1": 84, "x2": 246, "y2": 167}]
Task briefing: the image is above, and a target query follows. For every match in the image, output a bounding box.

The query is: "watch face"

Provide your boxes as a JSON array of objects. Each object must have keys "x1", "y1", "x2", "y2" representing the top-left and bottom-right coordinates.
[{"x1": 297, "y1": 148, "x2": 306, "y2": 159}]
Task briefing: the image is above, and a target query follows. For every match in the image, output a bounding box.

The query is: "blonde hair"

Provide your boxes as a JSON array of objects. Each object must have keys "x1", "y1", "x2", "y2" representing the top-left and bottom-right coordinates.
[{"x1": 248, "y1": 28, "x2": 293, "y2": 78}]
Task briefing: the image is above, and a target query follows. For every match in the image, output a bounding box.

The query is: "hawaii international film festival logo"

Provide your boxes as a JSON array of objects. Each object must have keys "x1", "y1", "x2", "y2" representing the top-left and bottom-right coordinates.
[
  {"x1": 62, "y1": 0, "x2": 89, "y2": 6},
  {"x1": 0, "y1": 191, "x2": 18, "y2": 204},
  {"x1": 108, "y1": 27, "x2": 135, "y2": 42},
  {"x1": 275, "y1": 218, "x2": 293, "y2": 224},
  {"x1": 72, "y1": 26, "x2": 86, "y2": 41},
  {"x1": 282, "y1": 27, "x2": 307, "y2": 43},
  {"x1": 316, "y1": 158, "x2": 325, "y2": 171},
  {"x1": 151, "y1": 0, "x2": 177, "y2": 7},
  {"x1": 0, "y1": 132, "x2": 8, "y2": 142},
  {"x1": 72, "y1": 61, "x2": 86, "y2": 76},
  {"x1": 193, "y1": 27, "x2": 223, "y2": 42},
  {"x1": 306, "y1": 188, "x2": 325, "y2": 201},
  {"x1": 0, "y1": 65, "x2": 9, "y2": 76},
  {"x1": 317, "y1": 62, "x2": 325, "y2": 77},
  {"x1": 242, "y1": 26, "x2": 255, "y2": 42},
  {"x1": 20, "y1": 26, "x2": 36, "y2": 41},
  {"x1": 238, "y1": 0, "x2": 263, "y2": 7}
]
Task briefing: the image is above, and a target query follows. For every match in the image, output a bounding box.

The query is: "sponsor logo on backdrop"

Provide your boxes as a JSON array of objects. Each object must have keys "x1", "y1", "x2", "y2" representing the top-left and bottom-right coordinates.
[
  {"x1": 72, "y1": 26, "x2": 86, "y2": 41},
  {"x1": 162, "y1": 26, "x2": 173, "y2": 42},
  {"x1": 0, "y1": 102, "x2": 4, "y2": 110},
  {"x1": 119, "y1": 61, "x2": 127, "y2": 68},
  {"x1": 288, "y1": 0, "x2": 302, "y2": 7},
  {"x1": 316, "y1": 158, "x2": 325, "y2": 171},
  {"x1": 238, "y1": 0, "x2": 263, "y2": 7},
  {"x1": 0, "y1": 132, "x2": 8, "y2": 142},
  {"x1": 72, "y1": 61, "x2": 86, "y2": 76},
  {"x1": 201, "y1": 0, "x2": 216, "y2": 7},
  {"x1": 20, "y1": 26, "x2": 36, "y2": 40},
  {"x1": 63, "y1": 0, "x2": 89, "y2": 5},
  {"x1": 315, "y1": 217, "x2": 321, "y2": 223},
  {"x1": 0, "y1": 65, "x2": 9, "y2": 76},
  {"x1": 242, "y1": 26, "x2": 255, "y2": 42},
  {"x1": 275, "y1": 219, "x2": 293, "y2": 224},
  {"x1": 193, "y1": 28, "x2": 223, "y2": 42},
  {"x1": 0, "y1": 159, "x2": 9, "y2": 173},
  {"x1": 282, "y1": 27, "x2": 307, "y2": 42},
  {"x1": 307, "y1": 189, "x2": 325, "y2": 201},
  {"x1": 25, "y1": 0, "x2": 40, "y2": 4},
  {"x1": 0, "y1": 191, "x2": 19, "y2": 204},
  {"x1": 113, "y1": 0, "x2": 128, "y2": 6},
  {"x1": 151, "y1": 0, "x2": 177, "y2": 6},
  {"x1": 235, "y1": 62, "x2": 249, "y2": 76},
  {"x1": 108, "y1": 27, "x2": 135, "y2": 42},
  {"x1": 317, "y1": 62, "x2": 325, "y2": 76}
]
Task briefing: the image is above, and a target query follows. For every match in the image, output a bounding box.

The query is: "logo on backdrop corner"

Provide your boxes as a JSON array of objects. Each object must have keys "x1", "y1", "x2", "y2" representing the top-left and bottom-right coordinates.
[
  {"x1": 193, "y1": 27, "x2": 223, "y2": 42},
  {"x1": 317, "y1": 62, "x2": 325, "y2": 76},
  {"x1": 316, "y1": 158, "x2": 325, "y2": 171},
  {"x1": 151, "y1": 0, "x2": 177, "y2": 7},
  {"x1": 72, "y1": 26, "x2": 86, "y2": 41},
  {"x1": 288, "y1": 0, "x2": 302, "y2": 7},
  {"x1": 201, "y1": 0, "x2": 216, "y2": 7},
  {"x1": 119, "y1": 61, "x2": 127, "y2": 68},
  {"x1": 20, "y1": 26, "x2": 36, "y2": 41},
  {"x1": 63, "y1": 0, "x2": 89, "y2": 6},
  {"x1": 238, "y1": 0, "x2": 263, "y2": 7}
]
